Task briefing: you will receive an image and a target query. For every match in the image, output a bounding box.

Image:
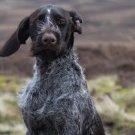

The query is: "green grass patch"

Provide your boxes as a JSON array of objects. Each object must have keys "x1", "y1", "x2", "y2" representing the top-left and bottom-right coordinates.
[
  {"x1": 0, "y1": 75, "x2": 24, "y2": 135},
  {"x1": 0, "y1": 75, "x2": 22, "y2": 94},
  {"x1": 88, "y1": 75, "x2": 135, "y2": 135}
]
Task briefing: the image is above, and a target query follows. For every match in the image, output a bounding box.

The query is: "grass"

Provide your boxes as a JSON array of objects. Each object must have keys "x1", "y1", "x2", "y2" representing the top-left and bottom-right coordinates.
[
  {"x1": 0, "y1": 76, "x2": 22, "y2": 94},
  {"x1": 88, "y1": 75, "x2": 135, "y2": 135},
  {"x1": 0, "y1": 75, "x2": 135, "y2": 135},
  {"x1": 0, "y1": 75, "x2": 25, "y2": 135}
]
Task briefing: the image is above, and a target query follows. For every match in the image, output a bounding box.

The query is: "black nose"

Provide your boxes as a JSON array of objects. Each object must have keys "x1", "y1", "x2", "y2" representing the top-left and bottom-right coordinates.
[{"x1": 42, "y1": 33, "x2": 57, "y2": 45}]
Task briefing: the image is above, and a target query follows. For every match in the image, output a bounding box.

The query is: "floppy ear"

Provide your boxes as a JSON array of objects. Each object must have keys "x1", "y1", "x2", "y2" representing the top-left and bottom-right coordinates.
[
  {"x1": 0, "y1": 17, "x2": 29, "y2": 57},
  {"x1": 69, "y1": 11, "x2": 83, "y2": 34}
]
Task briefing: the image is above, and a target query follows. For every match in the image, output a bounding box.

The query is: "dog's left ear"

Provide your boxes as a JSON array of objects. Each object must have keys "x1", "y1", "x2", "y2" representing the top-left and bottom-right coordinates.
[
  {"x1": 0, "y1": 16, "x2": 29, "y2": 57},
  {"x1": 69, "y1": 11, "x2": 82, "y2": 34}
]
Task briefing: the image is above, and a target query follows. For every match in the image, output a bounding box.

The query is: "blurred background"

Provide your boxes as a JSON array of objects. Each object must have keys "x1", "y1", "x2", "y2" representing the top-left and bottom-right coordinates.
[{"x1": 0, "y1": 0, "x2": 135, "y2": 135}]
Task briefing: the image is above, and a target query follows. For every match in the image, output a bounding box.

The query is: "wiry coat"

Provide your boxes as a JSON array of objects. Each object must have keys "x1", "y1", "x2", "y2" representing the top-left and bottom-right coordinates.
[
  {"x1": 0, "y1": 5, "x2": 105, "y2": 135},
  {"x1": 18, "y1": 51, "x2": 104, "y2": 135}
]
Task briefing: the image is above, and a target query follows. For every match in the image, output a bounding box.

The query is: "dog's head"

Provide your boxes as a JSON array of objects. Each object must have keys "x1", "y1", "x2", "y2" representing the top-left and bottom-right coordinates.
[{"x1": 0, "y1": 5, "x2": 82, "y2": 58}]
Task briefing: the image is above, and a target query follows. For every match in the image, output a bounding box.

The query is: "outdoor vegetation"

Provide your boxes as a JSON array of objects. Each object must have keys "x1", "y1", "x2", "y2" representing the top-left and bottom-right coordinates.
[{"x1": 0, "y1": 75, "x2": 135, "y2": 135}]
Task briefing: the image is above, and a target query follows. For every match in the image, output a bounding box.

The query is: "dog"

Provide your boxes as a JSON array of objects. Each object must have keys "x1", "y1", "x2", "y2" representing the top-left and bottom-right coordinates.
[{"x1": 0, "y1": 4, "x2": 105, "y2": 135}]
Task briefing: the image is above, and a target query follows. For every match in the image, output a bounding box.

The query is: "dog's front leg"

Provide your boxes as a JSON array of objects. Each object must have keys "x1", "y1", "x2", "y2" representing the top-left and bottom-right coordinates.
[
  {"x1": 56, "y1": 118, "x2": 81, "y2": 135},
  {"x1": 54, "y1": 108, "x2": 81, "y2": 135},
  {"x1": 26, "y1": 131, "x2": 30, "y2": 135}
]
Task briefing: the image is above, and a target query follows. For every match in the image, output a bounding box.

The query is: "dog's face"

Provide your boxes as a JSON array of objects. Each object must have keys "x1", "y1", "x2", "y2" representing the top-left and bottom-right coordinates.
[
  {"x1": 0, "y1": 5, "x2": 82, "y2": 58},
  {"x1": 30, "y1": 5, "x2": 76, "y2": 57}
]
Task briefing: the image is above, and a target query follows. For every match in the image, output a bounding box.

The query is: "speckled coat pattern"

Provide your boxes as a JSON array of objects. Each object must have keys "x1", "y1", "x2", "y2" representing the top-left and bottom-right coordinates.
[{"x1": 18, "y1": 51, "x2": 105, "y2": 135}]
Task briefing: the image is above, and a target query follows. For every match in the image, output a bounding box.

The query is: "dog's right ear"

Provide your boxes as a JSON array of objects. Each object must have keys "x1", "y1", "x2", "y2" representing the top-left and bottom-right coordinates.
[{"x1": 0, "y1": 17, "x2": 30, "y2": 57}]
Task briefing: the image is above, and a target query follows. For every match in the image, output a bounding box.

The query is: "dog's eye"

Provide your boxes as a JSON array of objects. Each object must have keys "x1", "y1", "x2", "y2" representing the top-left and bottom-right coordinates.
[
  {"x1": 57, "y1": 18, "x2": 66, "y2": 26},
  {"x1": 37, "y1": 15, "x2": 45, "y2": 21}
]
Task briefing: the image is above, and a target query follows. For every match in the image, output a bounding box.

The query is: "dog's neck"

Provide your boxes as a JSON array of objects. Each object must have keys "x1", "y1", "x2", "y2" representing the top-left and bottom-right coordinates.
[
  {"x1": 32, "y1": 49, "x2": 87, "y2": 93},
  {"x1": 34, "y1": 49, "x2": 76, "y2": 75}
]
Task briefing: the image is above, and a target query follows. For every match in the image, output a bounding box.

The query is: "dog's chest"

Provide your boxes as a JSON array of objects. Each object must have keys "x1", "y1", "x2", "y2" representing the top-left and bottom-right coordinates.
[
  {"x1": 20, "y1": 83, "x2": 54, "y2": 112},
  {"x1": 20, "y1": 82, "x2": 72, "y2": 133},
  {"x1": 20, "y1": 72, "x2": 72, "y2": 111},
  {"x1": 19, "y1": 78, "x2": 66, "y2": 116},
  {"x1": 19, "y1": 67, "x2": 76, "y2": 130}
]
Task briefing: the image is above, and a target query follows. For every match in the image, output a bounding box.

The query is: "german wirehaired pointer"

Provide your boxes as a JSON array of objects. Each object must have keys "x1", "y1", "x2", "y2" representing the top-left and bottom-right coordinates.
[{"x1": 0, "y1": 5, "x2": 105, "y2": 135}]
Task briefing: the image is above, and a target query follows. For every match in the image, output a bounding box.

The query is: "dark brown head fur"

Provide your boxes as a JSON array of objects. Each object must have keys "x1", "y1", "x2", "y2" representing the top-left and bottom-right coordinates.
[{"x1": 0, "y1": 5, "x2": 82, "y2": 59}]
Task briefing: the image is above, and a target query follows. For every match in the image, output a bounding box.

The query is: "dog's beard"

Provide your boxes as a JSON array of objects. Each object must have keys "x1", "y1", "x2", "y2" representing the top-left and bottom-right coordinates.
[{"x1": 30, "y1": 41, "x2": 63, "y2": 59}]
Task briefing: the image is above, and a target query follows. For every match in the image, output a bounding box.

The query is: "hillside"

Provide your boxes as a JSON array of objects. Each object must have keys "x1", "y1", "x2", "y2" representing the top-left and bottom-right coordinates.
[{"x1": 0, "y1": 0, "x2": 135, "y2": 85}]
